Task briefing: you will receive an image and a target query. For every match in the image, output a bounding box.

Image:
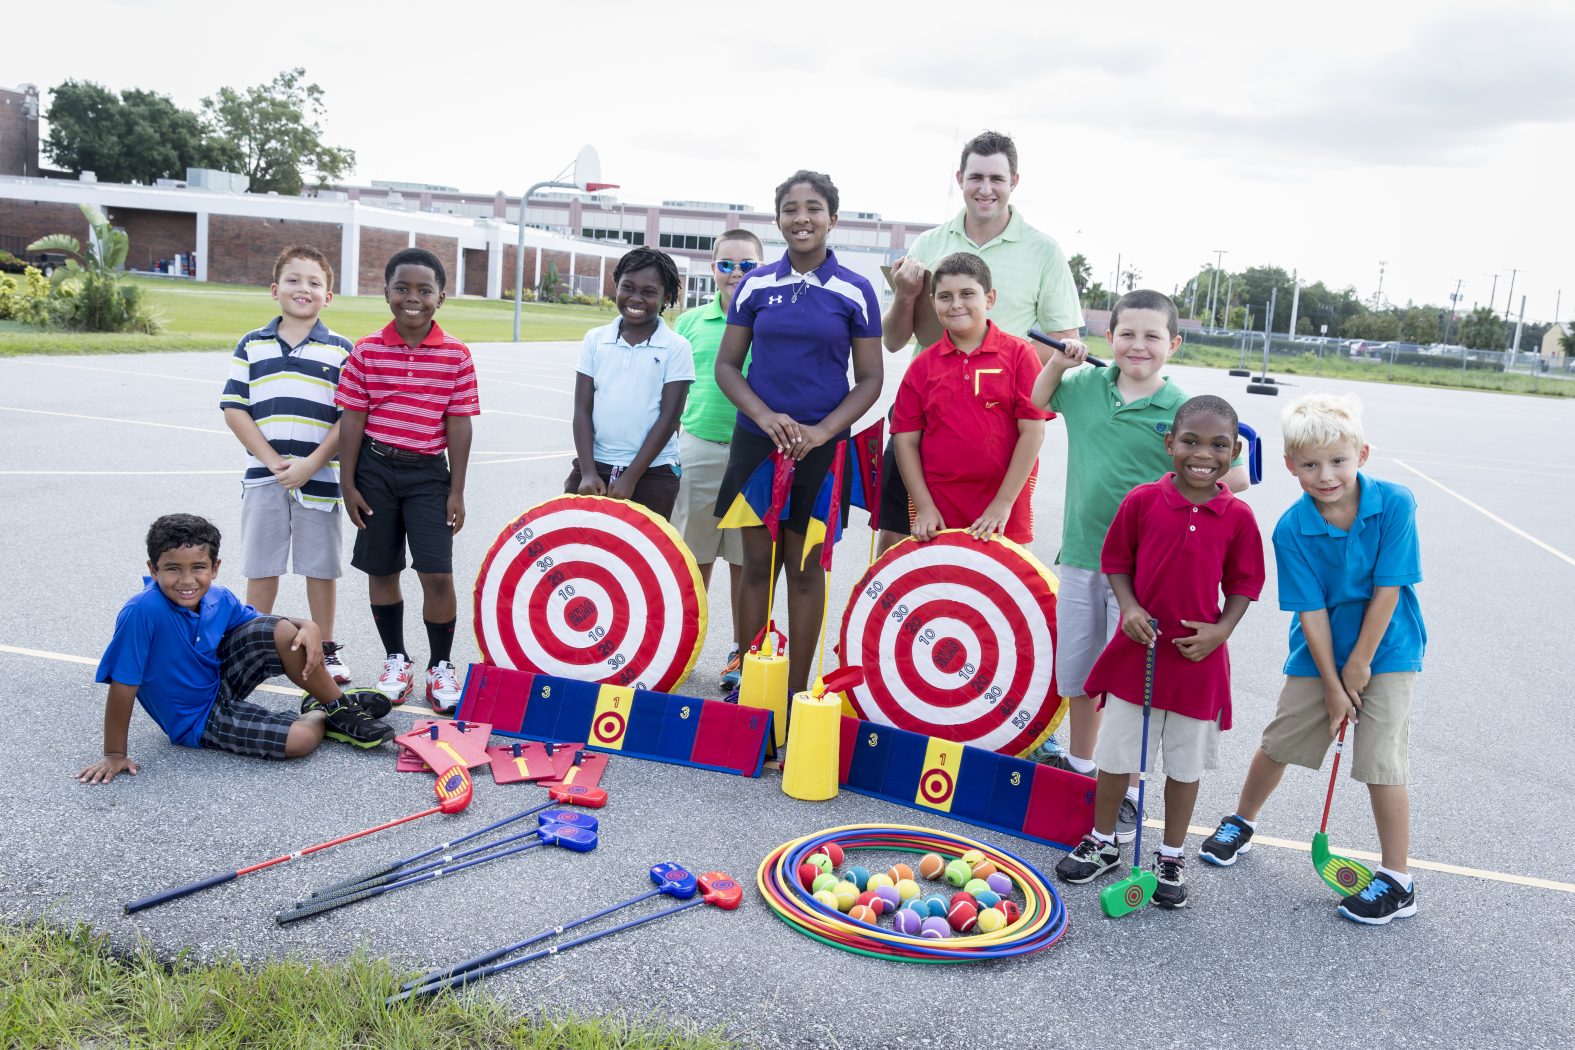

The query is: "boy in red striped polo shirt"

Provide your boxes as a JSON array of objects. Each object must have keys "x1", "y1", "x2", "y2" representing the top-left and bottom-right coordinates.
[{"x1": 336, "y1": 248, "x2": 480, "y2": 713}]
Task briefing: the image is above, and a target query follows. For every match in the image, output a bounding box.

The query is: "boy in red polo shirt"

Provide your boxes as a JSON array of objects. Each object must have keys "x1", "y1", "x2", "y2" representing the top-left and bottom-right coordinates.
[
  {"x1": 336, "y1": 248, "x2": 479, "y2": 713},
  {"x1": 1054, "y1": 394, "x2": 1265, "y2": 909},
  {"x1": 892, "y1": 253, "x2": 1049, "y2": 545}
]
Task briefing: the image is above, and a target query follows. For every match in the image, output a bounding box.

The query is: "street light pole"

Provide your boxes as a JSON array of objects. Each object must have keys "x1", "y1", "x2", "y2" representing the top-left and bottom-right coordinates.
[
  {"x1": 1502, "y1": 268, "x2": 1521, "y2": 350},
  {"x1": 1206, "y1": 249, "x2": 1227, "y2": 327}
]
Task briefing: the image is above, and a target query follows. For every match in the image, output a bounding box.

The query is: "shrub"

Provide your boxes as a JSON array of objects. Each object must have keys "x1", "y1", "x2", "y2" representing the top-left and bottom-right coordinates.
[{"x1": 0, "y1": 266, "x2": 52, "y2": 325}]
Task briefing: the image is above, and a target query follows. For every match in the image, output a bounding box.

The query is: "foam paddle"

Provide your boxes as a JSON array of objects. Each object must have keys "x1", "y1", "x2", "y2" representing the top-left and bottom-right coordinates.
[
  {"x1": 1311, "y1": 717, "x2": 1375, "y2": 895},
  {"x1": 275, "y1": 823, "x2": 598, "y2": 925},
  {"x1": 399, "y1": 862, "x2": 700, "y2": 993},
  {"x1": 1101, "y1": 627, "x2": 1160, "y2": 918},
  {"x1": 124, "y1": 765, "x2": 473, "y2": 914},
  {"x1": 388, "y1": 870, "x2": 742, "y2": 1004},
  {"x1": 1028, "y1": 328, "x2": 1109, "y2": 368}
]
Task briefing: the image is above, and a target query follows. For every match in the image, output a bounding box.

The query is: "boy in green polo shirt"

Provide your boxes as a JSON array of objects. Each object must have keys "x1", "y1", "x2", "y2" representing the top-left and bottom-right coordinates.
[
  {"x1": 673, "y1": 229, "x2": 765, "y2": 693},
  {"x1": 1030, "y1": 290, "x2": 1248, "y2": 838}
]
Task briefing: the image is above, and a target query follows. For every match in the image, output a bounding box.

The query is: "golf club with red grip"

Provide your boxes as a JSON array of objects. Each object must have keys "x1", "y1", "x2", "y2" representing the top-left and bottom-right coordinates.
[
  {"x1": 1100, "y1": 626, "x2": 1160, "y2": 918},
  {"x1": 307, "y1": 787, "x2": 602, "y2": 901},
  {"x1": 1311, "y1": 717, "x2": 1376, "y2": 894},
  {"x1": 123, "y1": 765, "x2": 473, "y2": 915},
  {"x1": 399, "y1": 862, "x2": 699, "y2": 992},
  {"x1": 388, "y1": 871, "x2": 742, "y2": 1004},
  {"x1": 274, "y1": 823, "x2": 598, "y2": 925},
  {"x1": 1028, "y1": 328, "x2": 1109, "y2": 368},
  {"x1": 301, "y1": 811, "x2": 599, "y2": 904}
]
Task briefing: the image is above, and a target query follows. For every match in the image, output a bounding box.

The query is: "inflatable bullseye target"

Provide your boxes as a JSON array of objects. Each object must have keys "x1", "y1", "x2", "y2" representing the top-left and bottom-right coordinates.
[
  {"x1": 474, "y1": 496, "x2": 706, "y2": 692},
  {"x1": 839, "y1": 531, "x2": 1064, "y2": 757}
]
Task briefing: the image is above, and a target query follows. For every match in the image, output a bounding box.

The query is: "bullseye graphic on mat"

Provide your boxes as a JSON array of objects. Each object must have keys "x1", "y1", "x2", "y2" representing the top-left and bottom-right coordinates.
[
  {"x1": 474, "y1": 496, "x2": 705, "y2": 692},
  {"x1": 840, "y1": 532, "x2": 1062, "y2": 757}
]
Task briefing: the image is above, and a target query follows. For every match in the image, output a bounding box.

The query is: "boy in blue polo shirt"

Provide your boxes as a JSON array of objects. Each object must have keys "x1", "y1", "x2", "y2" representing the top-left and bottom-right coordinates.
[
  {"x1": 567, "y1": 247, "x2": 695, "y2": 520},
  {"x1": 79, "y1": 514, "x2": 395, "y2": 785},
  {"x1": 1201, "y1": 394, "x2": 1426, "y2": 925}
]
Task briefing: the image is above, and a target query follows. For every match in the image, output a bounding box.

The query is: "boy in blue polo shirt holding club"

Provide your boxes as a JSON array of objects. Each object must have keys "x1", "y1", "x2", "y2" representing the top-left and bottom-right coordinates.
[
  {"x1": 567, "y1": 247, "x2": 695, "y2": 520},
  {"x1": 1201, "y1": 393, "x2": 1426, "y2": 925}
]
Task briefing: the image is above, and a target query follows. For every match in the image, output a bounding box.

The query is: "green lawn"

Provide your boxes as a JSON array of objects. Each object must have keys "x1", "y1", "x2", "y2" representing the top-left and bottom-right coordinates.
[
  {"x1": 0, "y1": 921, "x2": 733, "y2": 1050},
  {"x1": 0, "y1": 276, "x2": 619, "y2": 356}
]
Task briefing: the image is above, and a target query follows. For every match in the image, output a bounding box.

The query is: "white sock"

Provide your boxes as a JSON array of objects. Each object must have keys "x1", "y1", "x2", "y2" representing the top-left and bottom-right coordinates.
[
  {"x1": 1068, "y1": 754, "x2": 1096, "y2": 775},
  {"x1": 1235, "y1": 814, "x2": 1257, "y2": 830},
  {"x1": 1091, "y1": 829, "x2": 1115, "y2": 846},
  {"x1": 1157, "y1": 843, "x2": 1183, "y2": 860},
  {"x1": 1126, "y1": 786, "x2": 1141, "y2": 803},
  {"x1": 1378, "y1": 865, "x2": 1412, "y2": 890}
]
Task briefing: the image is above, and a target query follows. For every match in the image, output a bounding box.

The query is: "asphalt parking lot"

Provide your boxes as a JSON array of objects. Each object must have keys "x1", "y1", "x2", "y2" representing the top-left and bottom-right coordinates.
[{"x1": 3, "y1": 345, "x2": 1573, "y2": 1049}]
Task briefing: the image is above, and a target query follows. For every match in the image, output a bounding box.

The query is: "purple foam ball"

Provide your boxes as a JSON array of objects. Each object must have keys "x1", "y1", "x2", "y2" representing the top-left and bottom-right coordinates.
[
  {"x1": 920, "y1": 916, "x2": 952, "y2": 939},
  {"x1": 894, "y1": 908, "x2": 924, "y2": 936},
  {"x1": 874, "y1": 885, "x2": 901, "y2": 912},
  {"x1": 986, "y1": 872, "x2": 1013, "y2": 896}
]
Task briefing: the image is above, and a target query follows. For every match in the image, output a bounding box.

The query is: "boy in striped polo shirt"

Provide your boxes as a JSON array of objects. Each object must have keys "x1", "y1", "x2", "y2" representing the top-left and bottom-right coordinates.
[
  {"x1": 337, "y1": 248, "x2": 480, "y2": 713},
  {"x1": 221, "y1": 245, "x2": 356, "y2": 685}
]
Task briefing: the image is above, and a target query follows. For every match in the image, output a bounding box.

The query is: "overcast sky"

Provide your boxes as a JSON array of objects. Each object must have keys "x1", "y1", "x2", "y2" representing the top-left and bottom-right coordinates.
[{"x1": 12, "y1": 0, "x2": 1572, "y2": 321}]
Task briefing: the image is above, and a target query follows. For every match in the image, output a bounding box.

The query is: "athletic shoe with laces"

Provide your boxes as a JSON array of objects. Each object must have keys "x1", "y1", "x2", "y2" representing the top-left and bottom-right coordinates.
[
  {"x1": 1115, "y1": 796, "x2": 1139, "y2": 843},
  {"x1": 342, "y1": 688, "x2": 392, "y2": 719},
  {"x1": 721, "y1": 685, "x2": 740, "y2": 705},
  {"x1": 1199, "y1": 815, "x2": 1255, "y2": 867},
  {"x1": 1152, "y1": 852, "x2": 1188, "y2": 909},
  {"x1": 1054, "y1": 835, "x2": 1122, "y2": 884},
  {"x1": 376, "y1": 654, "x2": 414, "y2": 704},
  {"x1": 301, "y1": 693, "x2": 395, "y2": 748},
  {"x1": 719, "y1": 647, "x2": 743, "y2": 692},
  {"x1": 1337, "y1": 875, "x2": 1417, "y2": 925},
  {"x1": 321, "y1": 641, "x2": 351, "y2": 684},
  {"x1": 425, "y1": 660, "x2": 463, "y2": 714},
  {"x1": 1028, "y1": 737, "x2": 1090, "y2": 776}
]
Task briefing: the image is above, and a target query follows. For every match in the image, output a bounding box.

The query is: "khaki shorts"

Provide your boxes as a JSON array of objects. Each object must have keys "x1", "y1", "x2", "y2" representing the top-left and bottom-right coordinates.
[
  {"x1": 240, "y1": 482, "x2": 343, "y2": 580},
  {"x1": 673, "y1": 430, "x2": 742, "y2": 566},
  {"x1": 1094, "y1": 694, "x2": 1221, "y2": 784},
  {"x1": 1054, "y1": 564, "x2": 1119, "y2": 698},
  {"x1": 1260, "y1": 672, "x2": 1414, "y2": 785}
]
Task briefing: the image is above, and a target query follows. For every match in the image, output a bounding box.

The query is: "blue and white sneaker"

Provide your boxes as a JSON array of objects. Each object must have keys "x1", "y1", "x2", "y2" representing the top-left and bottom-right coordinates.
[
  {"x1": 1199, "y1": 815, "x2": 1255, "y2": 867},
  {"x1": 1338, "y1": 876, "x2": 1417, "y2": 925}
]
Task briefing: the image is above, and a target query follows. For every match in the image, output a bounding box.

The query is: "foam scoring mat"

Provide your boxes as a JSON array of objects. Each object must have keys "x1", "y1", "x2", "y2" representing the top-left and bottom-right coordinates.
[{"x1": 456, "y1": 663, "x2": 772, "y2": 778}]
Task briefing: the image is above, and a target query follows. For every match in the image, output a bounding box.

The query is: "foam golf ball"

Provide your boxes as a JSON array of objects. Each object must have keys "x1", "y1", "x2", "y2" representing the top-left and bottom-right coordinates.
[
  {"x1": 894, "y1": 909, "x2": 923, "y2": 936},
  {"x1": 819, "y1": 843, "x2": 845, "y2": 866},
  {"x1": 888, "y1": 862, "x2": 915, "y2": 883},
  {"x1": 974, "y1": 890, "x2": 1003, "y2": 910},
  {"x1": 833, "y1": 880, "x2": 859, "y2": 911},
  {"x1": 797, "y1": 863, "x2": 821, "y2": 891},
  {"x1": 806, "y1": 853, "x2": 834, "y2": 876},
  {"x1": 920, "y1": 916, "x2": 952, "y2": 939},
  {"x1": 874, "y1": 886, "x2": 901, "y2": 912},
  {"x1": 917, "y1": 852, "x2": 947, "y2": 880},
  {"x1": 971, "y1": 860, "x2": 999, "y2": 881},
  {"x1": 812, "y1": 872, "x2": 840, "y2": 895},
  {"x1": 963, "y1": 878, "x2": 991, "y2": 898},
  {"x1": 855, "y1": 890, "x2": 886, "y2": 916},
  {"x1": 849, "y1": 904, "x2": 878, "y2": 924},
  {"x1": 947, "y1": 900, "x2": 978, "y2": 933},
  {"x1": 812, "y1": 890, "x2": 839, "y2": 910},
  {"x1": 866, "y1": 873, "x2": 894, "y2": 891},
  {"x1": 959, "y1": 848, "x2": 986, "y2": 865},
  {"x1": 997, "y1": 899, "x2": 1022, "y2": 923},
  {"x1": 922, "y1": 894, "x2": 949, "y2": 918},
  {"x1": 986, "y1": 872, "x2": 1013, "y2": 896},
  {"x1": 902, "y1": 897, "x2": 927, "y2": 912},
  {"x1": 895, "y1": 878, "x2": 921, "y2": 902},
  {"x1": 976, "y1": 906, "x2": 1006, "y2": 933},
  {"x1": 944, "y1": 859, "x2": 972, "y2": 887},
  {"x1": 847, "y1": 865, "x2": 871, "y2": 891},
  {"x1": 949, "y1": 891, "x2": 976, "y2": 909}
]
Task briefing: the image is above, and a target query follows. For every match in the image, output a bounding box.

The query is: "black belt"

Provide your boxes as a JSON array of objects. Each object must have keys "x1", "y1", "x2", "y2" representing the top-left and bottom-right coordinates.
[{"x1": 366, "y1": 438, "x2": 444, "y2": 463}]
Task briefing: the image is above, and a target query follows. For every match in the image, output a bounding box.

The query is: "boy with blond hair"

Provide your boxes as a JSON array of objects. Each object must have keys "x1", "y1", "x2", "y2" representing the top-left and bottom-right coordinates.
[{"x1": 1201, "y1": 394, "x2": 1426, "y2": 925}]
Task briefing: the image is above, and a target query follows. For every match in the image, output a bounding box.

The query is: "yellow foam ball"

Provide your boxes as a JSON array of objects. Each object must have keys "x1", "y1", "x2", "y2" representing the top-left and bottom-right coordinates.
[
  {"x1": 976, "y1": 906, "x2": 1006, "y2": 933},
  {"x1": 895, "y1": 878, "x2": 922, "y2": 902}
]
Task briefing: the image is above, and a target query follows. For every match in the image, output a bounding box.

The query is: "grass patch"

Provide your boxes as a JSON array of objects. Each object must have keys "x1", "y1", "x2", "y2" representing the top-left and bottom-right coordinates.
[
  {"x1": 0, "y1": 276, "x2": 620, "y2": 356},
  {"x1": 0, "y1": 921, "x2": 734, "y2": 1050}
]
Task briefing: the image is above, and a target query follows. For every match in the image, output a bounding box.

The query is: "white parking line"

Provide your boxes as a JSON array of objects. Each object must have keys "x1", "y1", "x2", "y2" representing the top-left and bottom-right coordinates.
[
  {"x1": 1392, "y1": 458, "x2": 1575, "y2": 569},
  {"x1": 10, "y1": 360, "x2": 214, "y2": 384},
  {"x1": 0, "y1": 406, "x2": 229, "y2": 435}
]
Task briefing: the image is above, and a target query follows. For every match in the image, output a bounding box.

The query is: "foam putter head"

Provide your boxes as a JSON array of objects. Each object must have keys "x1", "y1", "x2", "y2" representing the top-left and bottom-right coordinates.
[
  {"x1": 549, "y1": 784, "x2": 607, "y2": 808},
  {"x1": 434, "y1": 765, "x2": 474, "y2": 815},
  {"x1": 649, "y1": 862, "x2": 698, "y2": 899},
  {"x1": 695, "y1": 871, "x2": 744, "y2": 910},
  {"x1": 539, "y1": 824, "x2": 598, "y2": 852},
  {"x1": 538, "y1": 810, "x2": 599, "y2": 834},
  {"x1": 1100, "y1": 864, "x2": 1158, "y2": 918}
]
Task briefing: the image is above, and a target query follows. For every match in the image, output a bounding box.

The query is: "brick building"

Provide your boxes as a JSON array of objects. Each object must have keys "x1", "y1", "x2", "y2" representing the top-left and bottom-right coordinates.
[{"x1": 0, "y1": 84, "x2": 41, "y2": 180}]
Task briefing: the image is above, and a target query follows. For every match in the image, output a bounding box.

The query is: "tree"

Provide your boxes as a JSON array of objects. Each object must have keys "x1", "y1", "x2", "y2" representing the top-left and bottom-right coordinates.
[
  {"x1": 1120, "y1": 267, "x2": 1141, "y2": 293},
  {"x1": 1458, "y1": 307, "x2": 1503, "y2": 350},
  {"x1": 202, "y1": 69, "x2": 355, "y2": 195},
  {"x1": 26, "y1": 203, "x2": 160, "y2": 333},
  {"x1": 1562, "y1": 324, "x2": 1575, "y2": 356},
  {"x1": 1082, "y1": 281, "x2": 1107, "y2": 309},
  {"x1": 46, "y1": 80, "x2": 222, "y2": 185},
  {"x1": 1398, "y1": 306, "x2": 1440, "y2": 345},
  {"x1": 539, "y1": 260, "x2": 563, "y2": 302},
  {"x1": 1067, "y1": 253, "x2": 1092, "y2": 301}
]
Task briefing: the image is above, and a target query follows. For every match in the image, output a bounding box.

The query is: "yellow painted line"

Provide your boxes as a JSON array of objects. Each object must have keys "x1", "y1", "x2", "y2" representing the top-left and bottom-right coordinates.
[
  {"x1": 0, "y1": 406, "x2": 229, "y2": 435},
  {"x1": 1392, "y1": 458, "x2": 1575, "y2": 570}
]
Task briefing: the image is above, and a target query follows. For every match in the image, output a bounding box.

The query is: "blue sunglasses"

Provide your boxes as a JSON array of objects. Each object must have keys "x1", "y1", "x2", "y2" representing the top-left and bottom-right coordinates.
[{"x1": 714, "y1": 260, "x2": 761, "y2": 274}]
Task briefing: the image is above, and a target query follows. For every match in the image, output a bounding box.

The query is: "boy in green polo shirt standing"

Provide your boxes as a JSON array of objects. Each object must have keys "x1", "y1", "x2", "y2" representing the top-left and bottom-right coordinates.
[
  {"x1": 673, "y1": 229, "x2": 765, "y2": 692},
  {"x1": 1030, "y1": 290, "x2": 1249, "y2": 839}
]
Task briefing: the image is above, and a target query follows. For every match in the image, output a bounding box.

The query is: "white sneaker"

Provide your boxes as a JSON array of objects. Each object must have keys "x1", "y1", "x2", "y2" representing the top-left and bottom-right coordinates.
[
  {"x1": 322, "y1": 641, "x2": 352, "y2": 685},
  {"x1": 377, "y1": 653, "x2": 414, "y2": 703},
  {"x1": 425, "y1": 660, "x2": 463, "y2": 714}
]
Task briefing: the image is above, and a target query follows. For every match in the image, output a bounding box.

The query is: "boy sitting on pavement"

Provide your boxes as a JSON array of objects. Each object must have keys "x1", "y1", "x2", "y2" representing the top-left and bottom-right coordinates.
[
  {"x1": 220, "y1": 245, "x2": 356, "y2": 685},
  {"x1": 1200, "y1": 394, "x2": 1426, "y2": 926},
  {"x1": 891, "y1": 252, "x2": 1049, "y2": 545},
  {"x1": 79, "y1": 514, "x2": 394, "y2": 785}
]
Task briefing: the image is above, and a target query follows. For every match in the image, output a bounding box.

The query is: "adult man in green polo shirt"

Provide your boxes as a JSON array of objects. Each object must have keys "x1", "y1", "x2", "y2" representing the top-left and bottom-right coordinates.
[{"x1": 673, "y1": 229, "x2": 765, "y2": 692}]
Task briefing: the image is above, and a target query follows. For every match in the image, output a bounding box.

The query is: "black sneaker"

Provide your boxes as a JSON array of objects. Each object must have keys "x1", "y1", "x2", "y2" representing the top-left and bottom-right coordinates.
[
  {"x1": 1055, "y1": 835, "x2": 1122, "y2": 884},
  {"x1": 1152, "y1": 853, "x2": 1188, "y2": 909},
  {"x1": 343, "y1": 688, "x2": 393, "y2": 719},
  {"x1": 1338, "y1": 875, "x2": 1417, "y2": 925},
  {"x1": 1199, "y1": 815, "x2": 1255, "y2": 867},
  {"x1": 302, "y1": 694, "x2": 395, "y2": 748}
]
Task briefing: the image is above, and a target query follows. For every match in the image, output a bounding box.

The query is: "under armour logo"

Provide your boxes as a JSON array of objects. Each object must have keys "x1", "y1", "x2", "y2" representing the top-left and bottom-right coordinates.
[{"x1": 768, "y1": 294, "x2": 784, "y2": 306}]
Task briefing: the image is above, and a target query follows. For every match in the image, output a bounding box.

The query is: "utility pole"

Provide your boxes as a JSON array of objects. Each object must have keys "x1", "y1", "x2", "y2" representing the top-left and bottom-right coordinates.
[
  {"x1": 1443, "y1": 278, "x2": 1463, "y2": 344},
  {"x1": 1486, "y1": 273, "x2": 1500, "y2": 315},
  {"x1": 1287, "y1": 269, "x2": 1301, "y2": 337},
  {"x1": 1189, "y1": 266, "x2": 1204, "y2": 319},
  {"x1": 1222, "y1": 274, "x2": 1234, "y2": 330},
  {"x1": 1206, "y1": 249, "x2": 1227, "y2": 327},
  {"x1": 1503, "y1": 268, "x2": 1521, "y2": 349},
  {"x1": 1375, "y1": 261, "x2": 1387, "y2": 309}
]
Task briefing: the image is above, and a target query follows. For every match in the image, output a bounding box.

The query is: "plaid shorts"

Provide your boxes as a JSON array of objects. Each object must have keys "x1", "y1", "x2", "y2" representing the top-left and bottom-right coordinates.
[{"x1": 199, "y1": 614, "x2": 297, "y2": 759}]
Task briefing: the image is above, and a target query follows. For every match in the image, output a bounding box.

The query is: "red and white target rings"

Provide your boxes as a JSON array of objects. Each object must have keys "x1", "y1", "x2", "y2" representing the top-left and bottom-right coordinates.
[
  {"x1": 839, "y1": 531, "x2": 1062, "y2": 757},
  {"x1": 474, "y1": 495, "x2": 706, "y2": 692}
]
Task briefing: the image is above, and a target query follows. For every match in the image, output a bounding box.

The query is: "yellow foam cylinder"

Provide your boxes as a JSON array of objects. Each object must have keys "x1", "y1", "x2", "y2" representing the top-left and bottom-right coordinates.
[
  {"x1": 740, "y1": 649, "x2": 790, "y2": 753},
  {"x1": 781, "y1": 690, "x2": 841, "y2": 801}
]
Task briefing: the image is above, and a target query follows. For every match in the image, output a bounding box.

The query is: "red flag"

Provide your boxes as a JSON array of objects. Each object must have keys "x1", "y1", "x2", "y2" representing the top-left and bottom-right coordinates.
[
  {"x1": 766, "y1": 449, "x2": 796, "y2": 542},
  {"x1": 820, "y1": 440, "x2": 848, "y2": 571},
  {"x1": 847, "y1": 420, "x2": 884, "y2": 517}
]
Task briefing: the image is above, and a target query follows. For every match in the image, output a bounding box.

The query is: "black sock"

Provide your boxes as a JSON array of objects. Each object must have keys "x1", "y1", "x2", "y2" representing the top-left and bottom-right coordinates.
[
  {"x1": 426, "y1": 618, "x2": 457, "y2": 667},
  {"x1": 371, "y1": 601, "x2": 406, "y2": 657}
]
